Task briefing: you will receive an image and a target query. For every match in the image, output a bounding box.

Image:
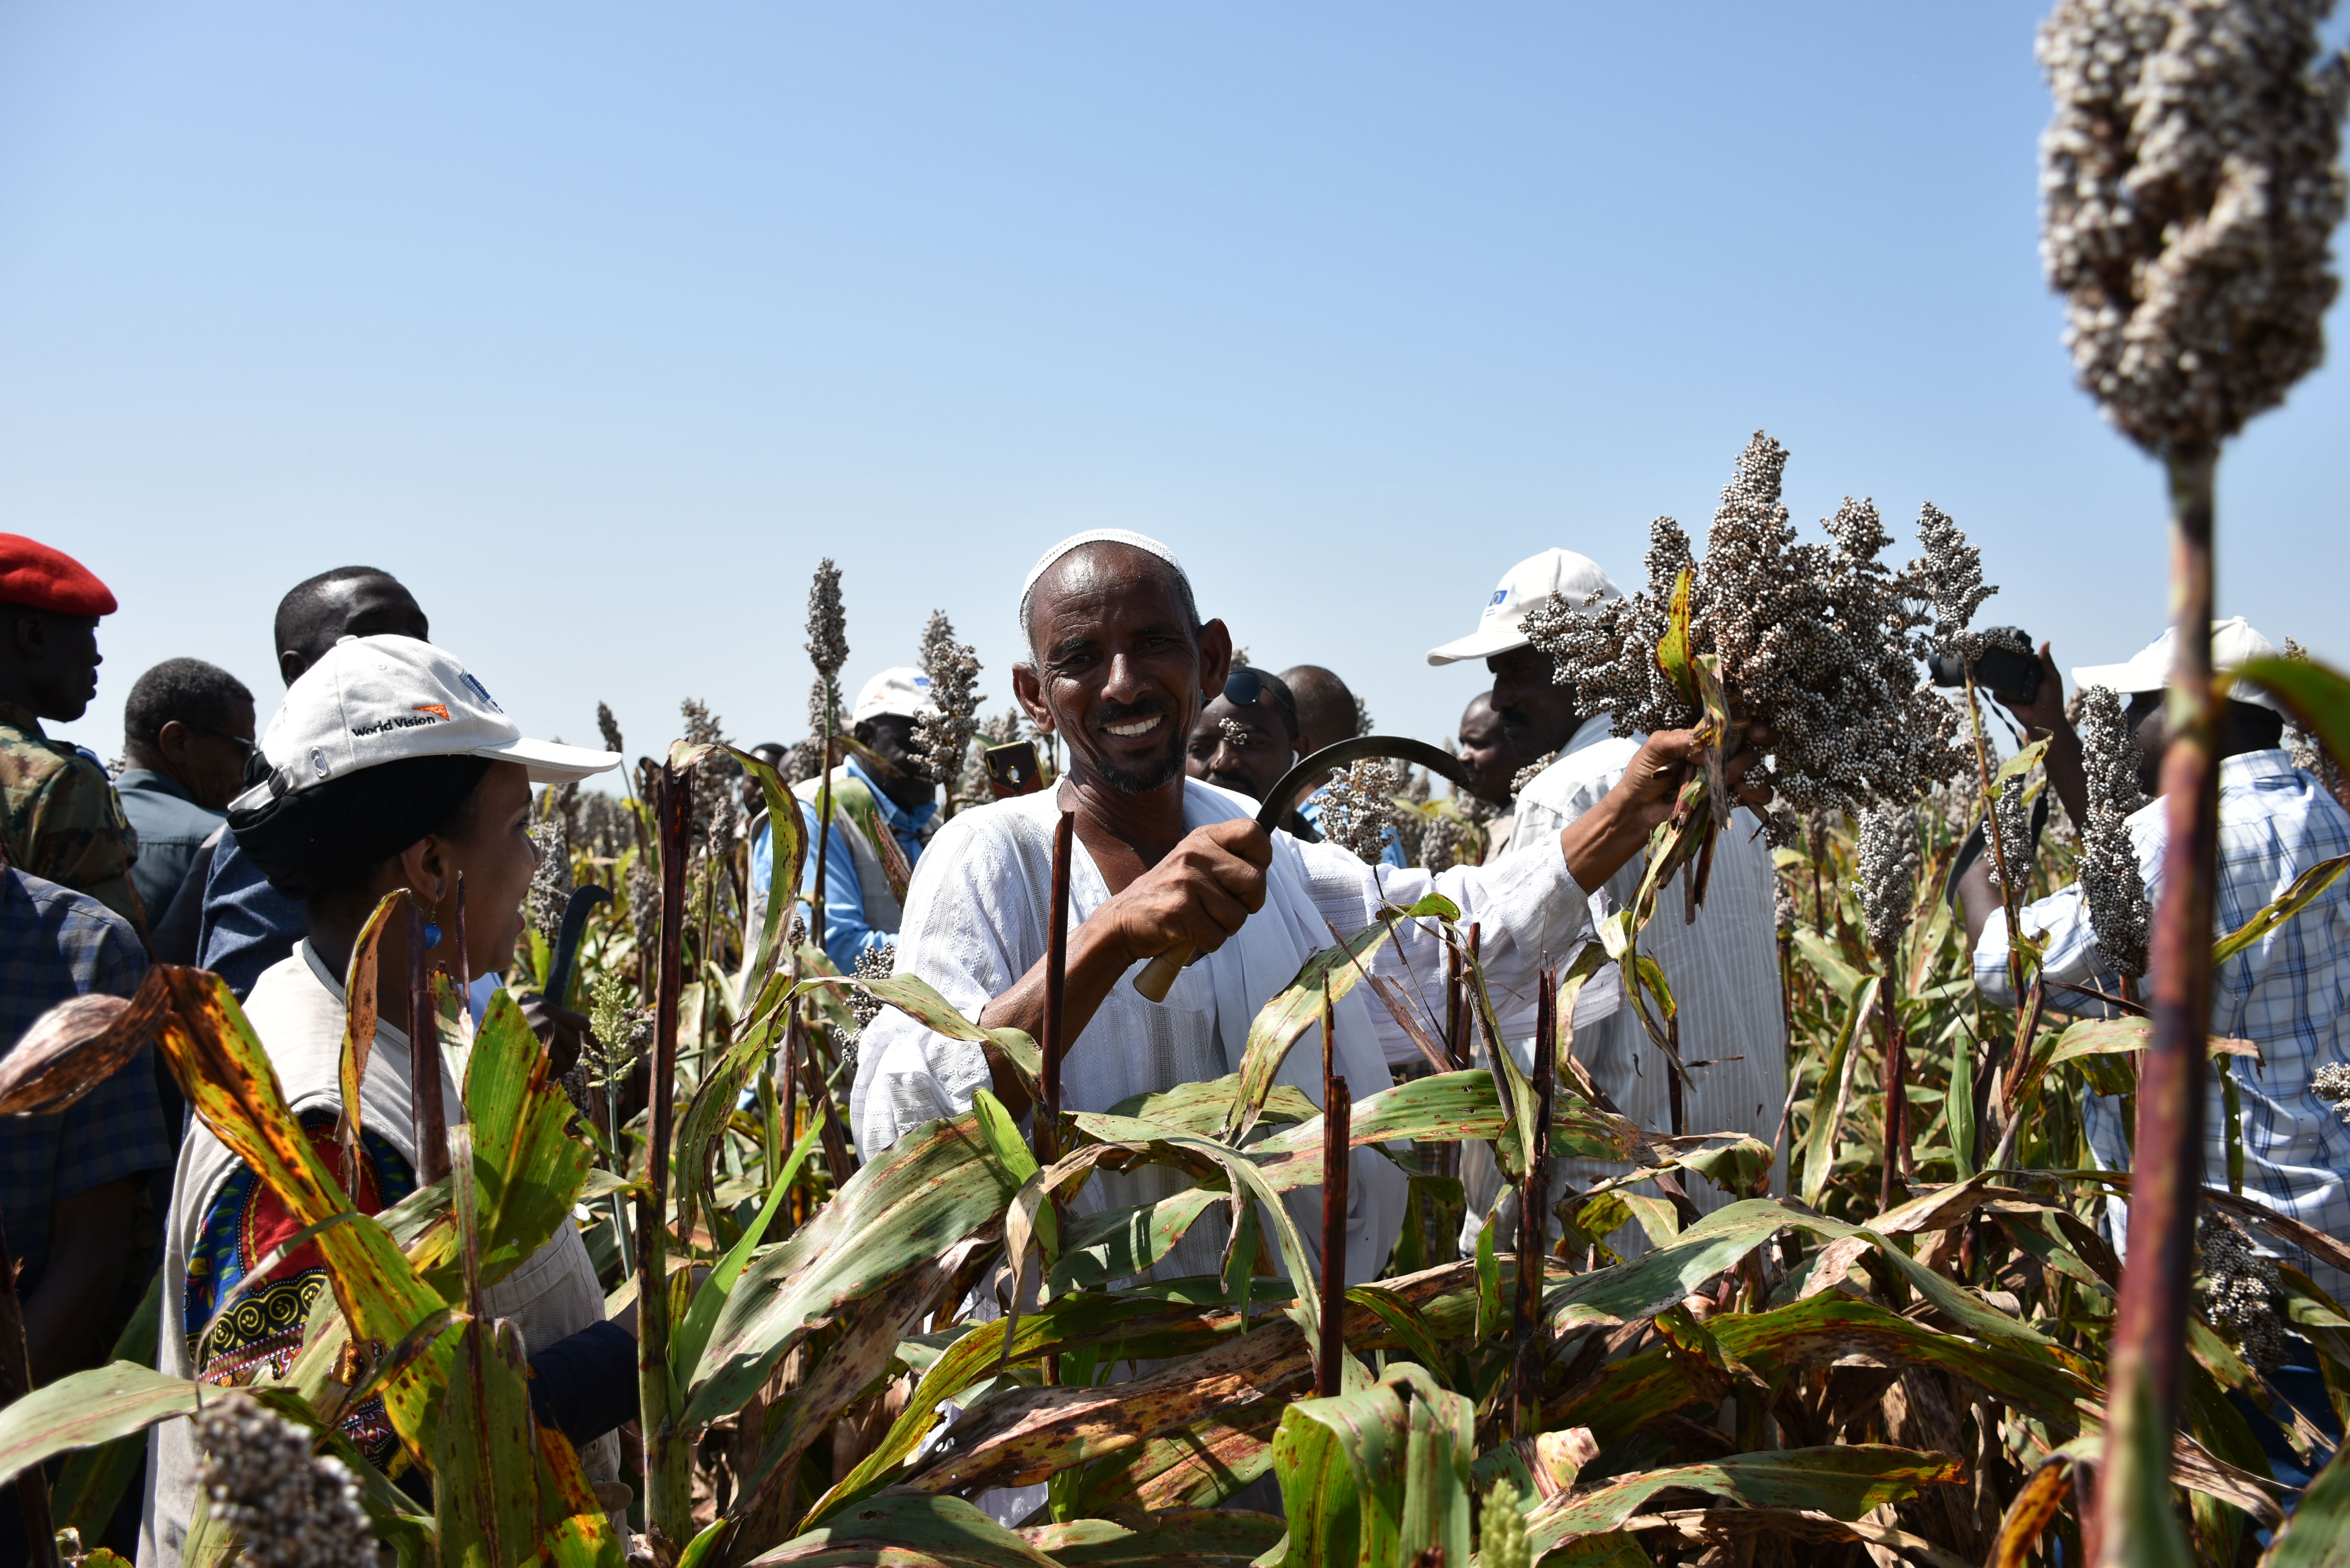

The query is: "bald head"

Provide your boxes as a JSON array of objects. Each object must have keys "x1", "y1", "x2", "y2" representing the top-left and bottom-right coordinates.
[
  {"x1": 1022, "y1": 541, "x2": 1200, "y2": 660},
  {"x1": 274, "y1": 567, "x2": 429, "y2": 686},
  {"x1": 1014, "y1": 541, "x2": 1230, "y2": 797},
  {"x1": 1279, "y1": 665, "x2": 1363, "y2": 758}
]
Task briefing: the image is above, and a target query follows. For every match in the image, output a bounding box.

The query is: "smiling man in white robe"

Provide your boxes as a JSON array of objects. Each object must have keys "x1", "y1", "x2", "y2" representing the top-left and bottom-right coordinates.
[{"x1": 850, "y1": 528, "x2": 1772, "y2": 1286}]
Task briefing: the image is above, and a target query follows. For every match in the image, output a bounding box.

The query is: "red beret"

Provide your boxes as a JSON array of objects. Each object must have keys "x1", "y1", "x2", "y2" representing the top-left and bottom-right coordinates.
[{"x1": 0, "y1": 535, "x2": 117, "y2": 616}]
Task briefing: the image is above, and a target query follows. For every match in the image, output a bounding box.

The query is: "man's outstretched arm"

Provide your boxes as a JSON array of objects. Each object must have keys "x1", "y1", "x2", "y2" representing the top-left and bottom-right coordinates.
[{"x1": 975, "y1": 723, "x2": 1775, "y2": 1112}]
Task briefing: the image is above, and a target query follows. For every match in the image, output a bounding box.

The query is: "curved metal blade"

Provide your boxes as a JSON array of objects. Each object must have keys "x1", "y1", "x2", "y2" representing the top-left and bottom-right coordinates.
[
  {"x1": 1258, "y1": 734, "x2": 1473, "y2": 832},
  {"x1": 546, "y1": 883, "x2": 614, "y2": 1009}
]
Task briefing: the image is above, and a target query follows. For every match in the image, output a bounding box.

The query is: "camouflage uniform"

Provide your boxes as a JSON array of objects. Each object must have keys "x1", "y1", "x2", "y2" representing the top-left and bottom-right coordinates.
[{"x1": 0, "y1": 697, "x2": 147, "y2": 935}]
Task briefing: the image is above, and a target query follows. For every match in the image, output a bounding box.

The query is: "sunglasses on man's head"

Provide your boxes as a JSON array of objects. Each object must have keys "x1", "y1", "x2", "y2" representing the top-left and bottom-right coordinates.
[{"x1": 1224, "y1": 668, "x2": 1299, "y2": 737}]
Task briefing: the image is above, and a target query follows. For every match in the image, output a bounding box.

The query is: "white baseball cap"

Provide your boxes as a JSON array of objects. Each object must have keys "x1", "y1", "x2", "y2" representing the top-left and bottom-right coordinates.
[
  {"x1": 2071, "y1": 617, "x2": 2281, "y2": 710},
  {"x1": 851, "y1": 666, "x2": 938, "y2": 725},
  {"x1": 1426, "y1": 548, "x2": 1622, "y2": 666},
  {"x1": 234, "y1": 634, "x2": 620, "y2": 809}
]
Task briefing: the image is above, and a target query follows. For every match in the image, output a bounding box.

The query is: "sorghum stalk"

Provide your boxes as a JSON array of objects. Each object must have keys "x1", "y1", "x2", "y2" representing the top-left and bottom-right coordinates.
[
  {"x1": 407, "y1": 898, "x2": 450, "y2": 1185},
  {"x1": 806, "y1": 560, "x2": 848, "y2": 957},
  {"x1": 1514, "y1": 962, "x2": 1557, "y2": 1437},
  {"x1": 0, "y1": 1219, "x2": 59, "y2": 1568},
  {"x1": 1317, "y1": 992, "x2": 1350, "y2": 1400},
  {"x1": 639, "y1": 764, "x2": 693, "y2": 1547},
  {"x1": 1964, "y1": 676, "x2": 2026, "y2": 999},
  {"x1": 813, "y1": 684, "x2": 836, "y2": 957},
  {"x1": 1040, "y1": 807, "x2": 1074, "y2": 1391},
  {"x1": 2100, "y1": 443, "x2": 2220, "y2": 1563}
]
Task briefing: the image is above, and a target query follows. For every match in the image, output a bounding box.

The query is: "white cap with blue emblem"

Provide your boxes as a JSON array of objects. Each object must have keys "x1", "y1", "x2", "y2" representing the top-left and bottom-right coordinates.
[
  {"x1": 234, "y1": 633, "x2": 620, "y2": 809},
  {"x1": 1426, "y1": 548, "x2": 1621, "y2": 666},
  {"x1": 851, "y1": 665, "x2": 940, "y2": 725}
]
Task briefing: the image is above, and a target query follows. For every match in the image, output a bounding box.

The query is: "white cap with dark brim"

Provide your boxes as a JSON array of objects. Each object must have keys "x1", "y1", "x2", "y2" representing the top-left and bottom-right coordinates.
[
  {"x1": 2071, "y1": 617, "x2": 2282, "y2": 711},
  {"x1": 232, "y1": 633, "x2": 620, "y2": 812},
  {"x1": 853, "y1": 665, "x2": 939, "y2": 725},
  {"x1": 1427, "y1": 548, "x2": 1622, "y2": 666}
]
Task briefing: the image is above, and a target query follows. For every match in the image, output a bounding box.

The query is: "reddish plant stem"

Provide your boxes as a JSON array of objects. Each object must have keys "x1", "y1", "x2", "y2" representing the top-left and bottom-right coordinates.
[
  {"x1": 1879, "y1": 1003, "x2": 1907, "y2": 1214},
  {"x1": 811, "y1": 704, "x2": 835, "y2": 963},
  {"x1": 1317, "y1": 990, "x2": 1350, "y2": 1399},
  {"x1": 1664, "y1": 1007, "x2": 1685, "y2": 1137},
  {"x1": 1443, "y1": 938, "x2": 1466, "y2": 1072},
  {"x1": 0, "y1": 1221, "x2": 59, "y2": 1568},
  {"x1": 639, "y1": 760, "x2": 694, "y2": 1542},
  {"x1": 409, "y1": 899, "x2": 450, "y2": 1185},
  {"x1": 452, "y1": 869, "x2": 469, "y2": 1002},
  {"x1": 2095, "y1": 442, "x2": 2219, "y2": 1567},
  {"x1": 1040, "y1": 806, "x2": 1074, "y2": 1167},
  {"x1": 778, "y1": 1012, "x2": 801, "y2": 1236},
  {"x1": 799, "y1": 1023, "x2": 853, "y2": 1189},
  {"x1": 1515, "y1": 960, "x2": 1558, "y2": 1437},
  {"x1": 1457, "y1": 922, "x2": 1482, "y2": 1074}
]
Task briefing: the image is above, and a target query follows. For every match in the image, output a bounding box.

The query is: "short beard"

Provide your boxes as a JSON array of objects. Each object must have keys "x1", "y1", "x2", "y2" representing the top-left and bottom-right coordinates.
[{"x1": 1096, "y1": 750, "x2": 1185, "y2": 795}]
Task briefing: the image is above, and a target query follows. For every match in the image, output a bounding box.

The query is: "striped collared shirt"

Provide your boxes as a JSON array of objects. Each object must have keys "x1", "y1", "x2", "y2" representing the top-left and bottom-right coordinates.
[
  {"x1": 1976, "y1": 748, "x2": 2350, "y2": 1296},
  {"x1": 1505, "y1": 713, "x2": 1790, "y2": 1228}
]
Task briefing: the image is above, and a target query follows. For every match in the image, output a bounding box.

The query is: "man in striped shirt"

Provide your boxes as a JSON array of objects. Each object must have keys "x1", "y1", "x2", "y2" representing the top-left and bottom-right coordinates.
[
  {"x1": 1430, "y1": 549, "x2": 1789, "y2": 1249},
  {"x1": 1966, "y1": 622, "x2": 2350, "y2": 1300}
]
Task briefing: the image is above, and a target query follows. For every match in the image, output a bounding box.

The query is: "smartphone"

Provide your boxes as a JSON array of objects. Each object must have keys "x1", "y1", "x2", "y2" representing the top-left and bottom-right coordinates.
[{"x1": 983, "y1": 741, "x2": 1044, "y2": 798}]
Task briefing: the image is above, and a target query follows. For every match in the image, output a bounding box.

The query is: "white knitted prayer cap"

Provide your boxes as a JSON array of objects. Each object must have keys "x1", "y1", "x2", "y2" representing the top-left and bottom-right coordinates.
[{"x1": 1016, "y1": 529, "x2": 1196, "y2": 645}]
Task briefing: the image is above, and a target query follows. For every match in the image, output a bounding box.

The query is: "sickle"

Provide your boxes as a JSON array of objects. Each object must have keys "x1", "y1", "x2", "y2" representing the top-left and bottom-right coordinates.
[
  {"x1": 546, "y1": 883, "x2": 614, "y2": 1011},
  {"x1": 1132, "y1": 735, "x2": 1474, "y2": 1002}
]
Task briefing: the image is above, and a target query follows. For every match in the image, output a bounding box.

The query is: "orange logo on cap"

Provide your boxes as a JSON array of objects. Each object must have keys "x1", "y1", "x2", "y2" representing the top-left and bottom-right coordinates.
[{"x1": 412, "y1": 704, "x2": 451, "y2": 722}]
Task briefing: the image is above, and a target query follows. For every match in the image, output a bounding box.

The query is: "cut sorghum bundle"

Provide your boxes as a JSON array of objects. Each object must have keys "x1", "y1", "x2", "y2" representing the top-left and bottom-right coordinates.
[
  {"x1": 191, "y1": 1391, "x2": 375, "y2": 1568},
  {"x1": 2075, "y1": 684, "x2": 2152, "y2": 977},
  {"x1": 1524, "y1": 431, "x2": 1979, "y2": 845}
]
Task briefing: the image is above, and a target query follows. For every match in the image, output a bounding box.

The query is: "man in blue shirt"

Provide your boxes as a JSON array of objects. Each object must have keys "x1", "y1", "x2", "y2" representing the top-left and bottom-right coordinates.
[
  {"x1": 198, "y1": 568, "x2": 430, "y2": 996},
  {"x1": 0, "y1": 865, "x2": 168, "y2": 1385},
  {"x1": 750, "y1": 666, "x2": 939, "y2": 972},
  {"x1": 114, "y1": 658, "x2": 256, "y2": 960}
]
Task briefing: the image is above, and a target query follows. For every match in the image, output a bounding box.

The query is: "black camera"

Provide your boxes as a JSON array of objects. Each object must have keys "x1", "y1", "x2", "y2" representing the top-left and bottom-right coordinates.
[{"x1": 1928, "y1": 627, "x2": 2041, "y2": 705}]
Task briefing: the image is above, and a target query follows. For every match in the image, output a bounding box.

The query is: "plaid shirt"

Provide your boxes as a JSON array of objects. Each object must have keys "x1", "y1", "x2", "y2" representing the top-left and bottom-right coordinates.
[
  {"x1": 1976, "y1": 749, "x2": 2350, "y2": 1295},
  {"x1": 0, "y1": 867, "x2": 169, "y2": 1294}
]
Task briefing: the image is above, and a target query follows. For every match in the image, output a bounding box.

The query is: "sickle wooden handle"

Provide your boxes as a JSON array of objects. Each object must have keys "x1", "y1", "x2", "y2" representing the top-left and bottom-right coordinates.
[{"x1": 1133, "y1": 941, "x2": 1195, "y2": 1002}]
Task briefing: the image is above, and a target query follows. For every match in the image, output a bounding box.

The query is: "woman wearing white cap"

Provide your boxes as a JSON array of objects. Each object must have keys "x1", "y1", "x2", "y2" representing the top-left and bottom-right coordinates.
[{"x1": 141, "y1": 636, "x2": 633, "y2": 1565}]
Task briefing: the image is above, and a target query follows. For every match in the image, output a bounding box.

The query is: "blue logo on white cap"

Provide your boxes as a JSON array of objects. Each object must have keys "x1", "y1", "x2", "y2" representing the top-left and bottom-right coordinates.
[
  {"x1": 1483, "y1": 587, "x2": 1508, "y2": 618},
  {"x1": 460, "y1": 672, "x2": 504, "y2": 713}
]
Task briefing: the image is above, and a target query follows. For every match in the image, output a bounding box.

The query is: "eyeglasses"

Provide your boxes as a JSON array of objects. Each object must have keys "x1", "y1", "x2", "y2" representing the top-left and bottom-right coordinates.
[
  {"x1": 191, "y1": 726, "x2": 258, "y2": 762},
  {"x1": 1223, "y1": 668, "x2": 1300, "y2": 739}
]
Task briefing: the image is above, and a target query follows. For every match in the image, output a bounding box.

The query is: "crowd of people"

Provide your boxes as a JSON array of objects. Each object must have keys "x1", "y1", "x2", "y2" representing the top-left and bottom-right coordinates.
[{"x1": 3, "y1": 520, "x2": 2346, "y2": 1556}]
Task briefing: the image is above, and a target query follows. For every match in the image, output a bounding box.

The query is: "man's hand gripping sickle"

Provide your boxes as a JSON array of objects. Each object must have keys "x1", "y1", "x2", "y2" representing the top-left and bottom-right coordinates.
[
  {"x1": 1126, "y1": 722, "x2": 1778, "y2": 1001},
  {"x1": 972, "y1": 722, "x2": 1774, "y2": 1114},
  {"x1": 1128, "y1": 736, "x2": 1472, "y2": 1000}
]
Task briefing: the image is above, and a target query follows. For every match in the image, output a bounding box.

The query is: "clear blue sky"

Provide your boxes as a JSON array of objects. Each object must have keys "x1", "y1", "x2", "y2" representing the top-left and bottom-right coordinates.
[{"x1": 7, "y1": 3, "x2": 2345, "y2": 773}]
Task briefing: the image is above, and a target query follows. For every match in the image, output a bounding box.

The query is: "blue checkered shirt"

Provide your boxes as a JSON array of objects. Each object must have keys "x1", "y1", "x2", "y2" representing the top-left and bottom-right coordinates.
[
  {"x1": 1975, "y1": 750, "x2": 2350, "y2": 1295},
  {"x1": 0, "y1": 867, "x2": 169, "y2": 1295}
]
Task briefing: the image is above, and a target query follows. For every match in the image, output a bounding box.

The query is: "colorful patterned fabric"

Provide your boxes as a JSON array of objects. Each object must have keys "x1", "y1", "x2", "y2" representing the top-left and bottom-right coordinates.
[
  {"x1": 0, "y1": 697, "x2": 147, "y2": 932},
  {"x1": 0, "y1": 867, "x2": 167, "y2": 1293},
  {"x1": 183, "y1": 1110, "x2": 414, "y2": 1466}
]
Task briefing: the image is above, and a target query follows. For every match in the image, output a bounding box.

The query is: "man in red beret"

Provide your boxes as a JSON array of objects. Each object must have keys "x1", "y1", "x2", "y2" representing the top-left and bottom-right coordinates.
[{"x1": 0, "y1": 533, "x2": 147, "y2": 933}]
